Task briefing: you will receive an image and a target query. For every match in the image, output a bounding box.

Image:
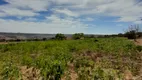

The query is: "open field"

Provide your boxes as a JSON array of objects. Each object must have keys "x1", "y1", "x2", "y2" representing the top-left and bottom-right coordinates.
[{"x1": 0, "y1": 38, "x2": 142, "y2": 80}]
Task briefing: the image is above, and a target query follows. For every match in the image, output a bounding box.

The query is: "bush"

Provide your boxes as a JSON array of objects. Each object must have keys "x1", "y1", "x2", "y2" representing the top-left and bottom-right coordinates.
[
  {"x1": 124, "y1": 30, "x2": 137, "y2": 39},
  {"x1": 0, "y1": 39, "x2": 5, "y2": 42},
  {"x1": 124, "y1": 25, "x2": 140, "y2": 39},
  {"x1": 42, "y1": 38, "x2": 47, "y2": 41},
  {"x1": 55, "y1": 33, "x2": 66, "y2": 40},
  {"x1": 118, "y1": 33, "x2": 124, "y2": 37},
  {"x1": 73, "y1": 33, "x2": 84, "y2": 40},
  {"x1": 1, "y1": 62, "x2": 20, "y2": 80}
]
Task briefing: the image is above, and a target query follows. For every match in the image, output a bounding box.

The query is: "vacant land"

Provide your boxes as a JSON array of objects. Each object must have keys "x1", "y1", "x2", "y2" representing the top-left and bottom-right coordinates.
[{"x1": 0, "y1": 38, "x2": 142, "y2": 80}]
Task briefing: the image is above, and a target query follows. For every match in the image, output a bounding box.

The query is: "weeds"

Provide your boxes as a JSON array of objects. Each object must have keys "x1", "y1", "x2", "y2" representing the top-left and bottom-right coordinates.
[{"x1": 0, "y1": 38, "x2": 141, "y2": 79}]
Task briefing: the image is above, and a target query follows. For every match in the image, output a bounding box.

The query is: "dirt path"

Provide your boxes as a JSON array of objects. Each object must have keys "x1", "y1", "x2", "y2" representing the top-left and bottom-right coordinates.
[
  {"x1": 62, "y1": 63, "x2": 78, "y2": 80},
  {"x1": 0, "y1": 42, "x2": 20, "y2": 44},
  {"x1": 135, "y1": 39, "x2": 142, "y2": 46},
  {"x1": 133, "y1": 39, "x2": 142, "y2": 80}
]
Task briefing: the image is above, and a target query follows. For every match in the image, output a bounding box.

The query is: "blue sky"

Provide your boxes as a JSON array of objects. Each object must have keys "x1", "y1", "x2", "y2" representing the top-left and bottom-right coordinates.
[{"x1": 0, "y1": 0, "x2": 142, "y2": 34}]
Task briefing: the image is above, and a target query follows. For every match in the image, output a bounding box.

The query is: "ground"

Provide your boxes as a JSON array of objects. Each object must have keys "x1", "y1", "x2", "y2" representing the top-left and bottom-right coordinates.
[{"x1": 135, "y1": 39, "x2": 142, "y2": 46}]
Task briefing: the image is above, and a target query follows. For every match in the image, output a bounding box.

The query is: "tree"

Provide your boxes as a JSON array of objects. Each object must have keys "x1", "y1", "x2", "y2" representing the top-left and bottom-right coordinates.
[
  {"x1": 42, "y1": 38, "x2": 47, "y2": 41},
  {"x1": 137, "y1": 32, "x2": 142, "y2": 38},
  {"x1": 124, "y1": 25, "x2": 140, "y2": 40},
  {"x1": 118, "y1": 33, "x2": 124, "y2": 37},
  {"x1": 55, "y1": 33, "x2": 66, "y2": 40},
  {"x1": 72, "y1": 33, "x2": 84, "y2": 40}
]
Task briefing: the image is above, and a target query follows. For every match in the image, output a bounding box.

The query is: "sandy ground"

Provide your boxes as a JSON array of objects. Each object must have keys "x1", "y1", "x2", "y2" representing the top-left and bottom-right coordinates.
[
  {"x1": 0, "y1": 42, "x2": 20, "y2": 44},
  {"x1": 135, "y1": 39, "x2": 142, "y2": 46},
  {"x1": 0, "y1": 42, "x2": 9, "y2": 44},
  {"x1": 0, "y1": 41, "x2": 27, "y2": 45}
]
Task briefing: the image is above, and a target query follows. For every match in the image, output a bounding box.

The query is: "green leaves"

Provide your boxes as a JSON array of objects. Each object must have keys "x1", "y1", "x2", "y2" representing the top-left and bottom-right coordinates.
[
  {"x1": 73, "y1": 33, "x2": 84, "y2": 40},
  {"x1": 1, "y1": 62, "x2": 20, "y2": 80},
  {"x1": 55, "y1": 33, "x2": 66, "y2": 40}
]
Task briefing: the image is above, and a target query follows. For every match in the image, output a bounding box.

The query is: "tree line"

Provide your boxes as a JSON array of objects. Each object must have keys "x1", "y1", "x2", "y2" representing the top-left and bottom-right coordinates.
[{"x1": 0, "y1": 25, "x2": 141, "y2": 42}]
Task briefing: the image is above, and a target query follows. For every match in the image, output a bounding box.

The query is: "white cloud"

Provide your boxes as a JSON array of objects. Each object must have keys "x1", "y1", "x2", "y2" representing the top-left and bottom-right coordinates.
[
  {"x1": 45, "y1": 15, "x2": 89, "y2": 28},
  {"x1": 0, "y1": 7, "x2": 38, "y2": 17},
  {"x1": 85, "y1": 18, "x2": 94, "y2": 21},
  {"x1": 0, "y1": 0, "x2": 142, "y2": 34},
  {"x1": 0, "y1": 0, "x2": 49, "y2": 17},
  {"x1": 53, "y1": 9, "x2": 78, "y2": 17},
  {"x1": 117, "y1": 16, "x2": 138, "y2": 22},
  {"x1": 5, "y1": 0, "x2": 49, "y2": 11},
  {"x1": 52, "y1": 0, "x2": 84, "y2": 5},
  {"x1": 53, "y1": 0, "x2": 142, "y2": 23},
  {"x1": 24, "y1": 18, "x2": 37, "y2": 21},
  {"x1": 0, "y1": 0, "x2": 142, "y2": 23},
  {"x1": 0, "y1": 15, "x2": 88, "y2": 33},
  {"x1": 134, "y1": 21, "x2": 142, "y2": 24},
  {"x1": 0, "y1": 12, "x2": 6, "y2": 17}
]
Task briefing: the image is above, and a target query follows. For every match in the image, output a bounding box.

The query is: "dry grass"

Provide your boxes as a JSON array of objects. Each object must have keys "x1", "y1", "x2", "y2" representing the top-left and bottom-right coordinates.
[{"x1": 19, "y1": 66, "x2": 42, "y2": 80}]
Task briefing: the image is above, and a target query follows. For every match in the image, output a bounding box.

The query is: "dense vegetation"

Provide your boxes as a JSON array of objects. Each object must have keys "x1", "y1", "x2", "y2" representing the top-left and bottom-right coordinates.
[
  {"x1": 0, "y1": 38, "x2": 142, "y2": 79},
  {"x1": 72, "y1": 33, "x2": 84, "y2": 40},
  {"x1": 55, "y1": 33, "x2": 66, "y2": 40}
]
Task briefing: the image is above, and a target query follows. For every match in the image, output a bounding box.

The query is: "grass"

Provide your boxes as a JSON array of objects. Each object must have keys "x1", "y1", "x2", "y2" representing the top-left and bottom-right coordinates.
[{"x1": 0, "y1": 37, "x2": 141, "y2": 79}]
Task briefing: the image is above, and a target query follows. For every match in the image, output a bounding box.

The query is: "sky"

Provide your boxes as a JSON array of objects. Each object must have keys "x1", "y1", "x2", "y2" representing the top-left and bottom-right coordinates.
[{"x1": 0, "y1": 0, "x2": 142, "y2": 34}]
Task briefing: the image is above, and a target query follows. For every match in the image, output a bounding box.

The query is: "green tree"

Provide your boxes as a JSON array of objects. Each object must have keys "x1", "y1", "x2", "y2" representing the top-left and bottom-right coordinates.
[
  {"x1": 124, "y1": 25, "x2": 140, "y2": 40},
  {"x1": 73, "y1": 33, "x2": 84, "y2": 40},
  {"x1": 55, "y1": 33, "x2": 66, "y2": 40}
]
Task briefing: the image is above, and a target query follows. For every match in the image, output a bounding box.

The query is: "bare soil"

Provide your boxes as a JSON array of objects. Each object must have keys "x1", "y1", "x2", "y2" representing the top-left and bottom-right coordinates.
[
  {"x1": 135, "y1": 39, "x2": 142, "y2": 46},
  {"x1": 0, "y1": 42, "x2": 9, "y2": 44},
  {"x1": 62, "y1": 63, "x2": 78, "y2": 80},
  {"x1": 0, "y1": 42, "x2": 26, "y2": 44}
]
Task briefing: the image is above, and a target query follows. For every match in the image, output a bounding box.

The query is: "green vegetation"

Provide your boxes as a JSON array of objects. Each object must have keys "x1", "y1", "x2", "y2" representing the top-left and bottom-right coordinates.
[
  {"x1": 125, "y1": 30, "x2": 137, "y2": 39},
  {"x1": 73, "y1": 33, "x2": 84, "y2": 40},
  {"x1": 124, "y1": 25, "x2": 141, "y2": 39},
  {"x1": 0, "y1": 38, "x2": 142, "y2": 79},
  {"x1": 55, "y1": 33, "x2": 66, "y2": 40}
]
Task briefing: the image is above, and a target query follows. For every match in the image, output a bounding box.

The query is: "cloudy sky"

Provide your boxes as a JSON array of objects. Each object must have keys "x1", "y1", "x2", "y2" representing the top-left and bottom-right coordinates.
[{"x1": 0, "y1": 0, "x2": 142, "y2": 34}]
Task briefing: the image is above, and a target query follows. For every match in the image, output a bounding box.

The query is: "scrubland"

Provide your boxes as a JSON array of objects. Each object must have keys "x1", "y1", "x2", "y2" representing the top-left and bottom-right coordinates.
[{"x1": 0, "y1": 38, "x2": 142, "y2": 80}]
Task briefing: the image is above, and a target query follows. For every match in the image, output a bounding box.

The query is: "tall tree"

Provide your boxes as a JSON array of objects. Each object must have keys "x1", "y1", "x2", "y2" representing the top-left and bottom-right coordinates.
[{"x1": 125, "y1": 25, "x2": 140, "y2": 41}]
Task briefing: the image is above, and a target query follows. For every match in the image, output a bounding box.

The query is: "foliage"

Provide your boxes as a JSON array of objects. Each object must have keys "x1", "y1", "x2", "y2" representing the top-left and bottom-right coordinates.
[
  {"x1": 136, "y1": 45, "x2": 142, "y2": 52},
  {"x1": 125, "y1": 30, "x2": 137, "y2": 39},
  {"x1": 124, "y1": 25, "x2": 140, "y2": 39},
  {"x1": 55, "y1": 33, "x2": 66, "y2": 40},
  {"x1": 72, "y1": 33, "x2": 84, "y2": 40},
  {"x1": 1, "y1": 62, "x2": 20, "y2": 80}
]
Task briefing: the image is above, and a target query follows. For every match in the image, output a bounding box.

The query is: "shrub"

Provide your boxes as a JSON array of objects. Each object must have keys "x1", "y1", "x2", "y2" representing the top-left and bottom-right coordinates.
[
  {"x1": 55, "y1": 33, "x2": 66, "y2": 40},
  {"x1": 124, "y1": 25, "x2": 140, "y2": 39},
  {"x1": 42, "y1": 38, "x2": 47, "y2": 41},
  {"x1": 124, "y1": 30, "x2": 137, "y2": 39},
  {"x1": 118, "y1": 33, "x2": 124, "y2": 37},
  {"x1": 0, "y1": 39, "x2": 5, "y2": 42},
  {"x1": 73, "y1": 33, "x2": 84, "y2": 40},
  {"x1": 1, "y1": 62, "x2": 20, "y2": 80}
]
